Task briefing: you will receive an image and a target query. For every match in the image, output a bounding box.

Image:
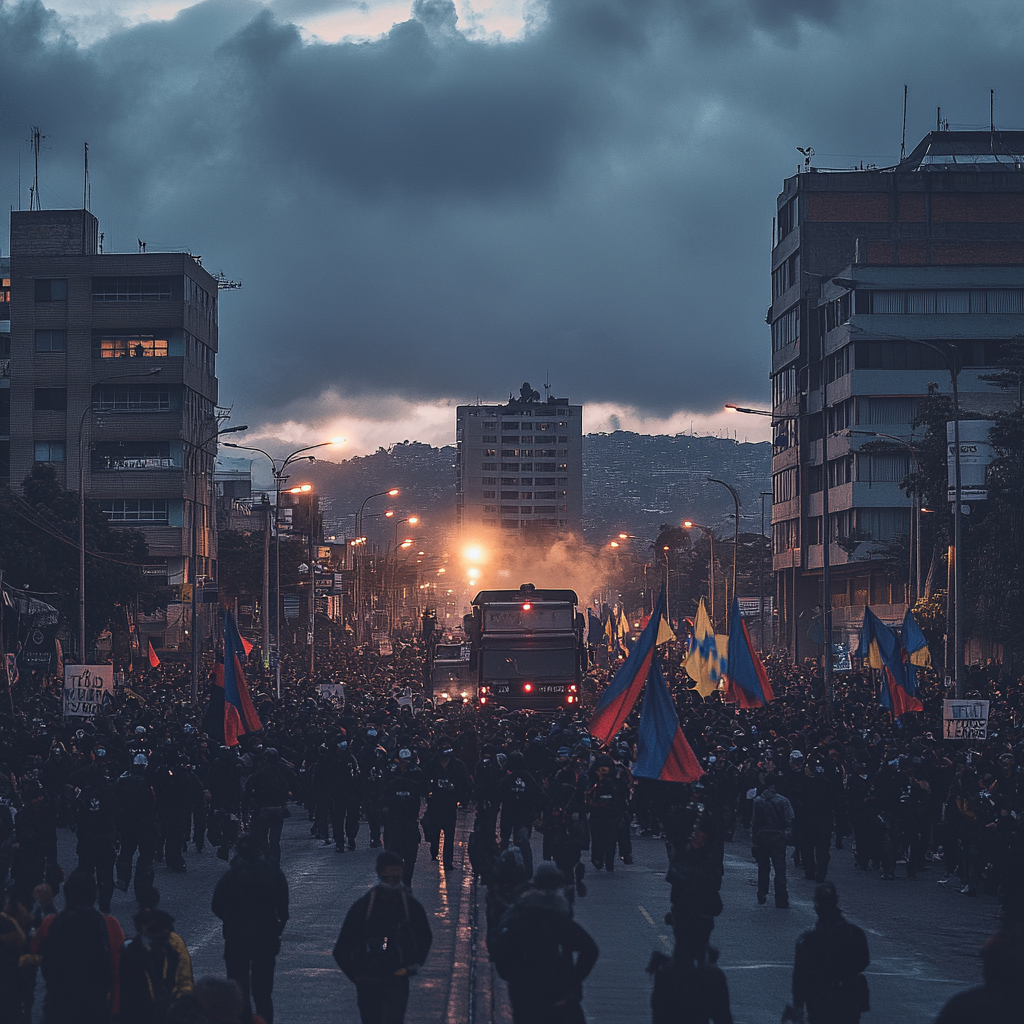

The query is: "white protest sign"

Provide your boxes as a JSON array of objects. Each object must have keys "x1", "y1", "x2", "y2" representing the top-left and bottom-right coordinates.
[
  {"x1": 318, "y1": 683, "x2": 346, "y2": 704},
  {"x1": 63, "y1": 665, "x2": 115, "y2": 717},
  {"x1": 943, "y1": 699, "x2": 989, "y2": 741}
]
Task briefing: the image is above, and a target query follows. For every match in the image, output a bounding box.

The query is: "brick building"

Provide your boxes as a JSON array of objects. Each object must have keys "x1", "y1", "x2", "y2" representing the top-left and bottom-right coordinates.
[
  {"x1": 769, "y1": 130, "x2": 1024, "y2": 658},
  {"x1": 5, "y1": 209, "x2": 222, "y2": 650}
]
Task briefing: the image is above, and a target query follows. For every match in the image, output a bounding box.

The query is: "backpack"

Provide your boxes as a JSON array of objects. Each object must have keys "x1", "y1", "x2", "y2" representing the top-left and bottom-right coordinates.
[{"x1": 351, "y1": 890, "x2": 417, "y2": 978}]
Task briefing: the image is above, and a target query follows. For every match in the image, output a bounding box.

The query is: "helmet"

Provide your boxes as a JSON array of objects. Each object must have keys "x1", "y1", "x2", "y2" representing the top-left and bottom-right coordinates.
[{"x1": 133, "y1": 753, "x2": 149, "y2": 767}]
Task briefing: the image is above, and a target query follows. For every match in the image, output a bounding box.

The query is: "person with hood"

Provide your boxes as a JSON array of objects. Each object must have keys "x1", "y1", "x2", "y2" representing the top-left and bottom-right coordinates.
[
  {"x1": 543, "y1": 767, "x2": 589, "y2": 898},
  {"x1": 114, "y1": 754, "x2": 158, "y2": 900},
  {"x1": 788, "y1": 883, "x2": 869, "y2": 1024},
  {"x1": 647, "y1": 917, "x2": 733, "y2": 1024},
  {"x1": 118, "y1": 905, "x2": 193, "y2": 1024},
  {"x1": 491, "y1": 861, "x2": 599, "y2": 1024},
  {"x1": 332, "y1": 850, "x2": 433, "y2": 1024},
  {"x1": 381, "y1": 750, "x2": 426, "y2": 889},
  {"x1": 210, "y1": 835, "x2": 289, "y2": 1024},
  {"x1": 587, "y1": 754, "x2": 629, "y2": 873},
  {"x1": 243, "y1": 749, "x2": 293, "y2": 868},
  {"x1": 497, "y1": 753, "x2": 545, "y2": 878},
  {"x1": 34, "y1": 869, "x2": 124, "y2": 1024}
]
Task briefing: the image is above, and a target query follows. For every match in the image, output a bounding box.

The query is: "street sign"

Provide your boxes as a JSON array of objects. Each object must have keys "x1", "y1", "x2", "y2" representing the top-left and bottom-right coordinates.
[{"x1": 943, "y1": 699, "x2": 989, "y2": 741}]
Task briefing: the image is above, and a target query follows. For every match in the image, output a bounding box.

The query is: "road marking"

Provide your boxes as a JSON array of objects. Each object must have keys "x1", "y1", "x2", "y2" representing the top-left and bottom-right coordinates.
[
  {"x1": 659, "y1": 934, "x2": 672, "y2": 951},
  {"x1": 638, "y1": 904, "x2": 655, "y2": 926}
]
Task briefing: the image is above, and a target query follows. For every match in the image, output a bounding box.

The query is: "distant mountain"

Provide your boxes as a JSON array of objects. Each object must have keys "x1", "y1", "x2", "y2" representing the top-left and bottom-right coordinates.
[{"x1": 299, "y1": 433, "x2": 771, "y2": 548}]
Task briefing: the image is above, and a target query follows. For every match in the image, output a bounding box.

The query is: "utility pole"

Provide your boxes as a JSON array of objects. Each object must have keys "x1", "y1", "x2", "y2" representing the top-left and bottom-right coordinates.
[
  {"x1": 760, "y1": 490, "x2": 772, "y2": 652},
  {"x1": 262, "y1": 496, "x2": 271, "y2": 669},
  {"x1": 708, "y1": 478, "x2": 740, "y2": 617}
]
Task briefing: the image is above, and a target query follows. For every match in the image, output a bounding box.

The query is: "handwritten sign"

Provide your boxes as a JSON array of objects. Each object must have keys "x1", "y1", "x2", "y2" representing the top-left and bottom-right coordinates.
[
  {"x1": 63, "y1": 665, "x2": 115, "y2": 717},
  {"x1": 943, "y1": 699, "x2": 989, "y2": 741},
  {"x1": 318, "y1": 683, "x2": 345, "y2": 705}
]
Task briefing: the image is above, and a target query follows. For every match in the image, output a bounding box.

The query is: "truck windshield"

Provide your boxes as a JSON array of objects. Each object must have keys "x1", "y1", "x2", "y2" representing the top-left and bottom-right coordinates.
[{"x1": 481, "y1": 648, "x2": 576, "y2": 680}]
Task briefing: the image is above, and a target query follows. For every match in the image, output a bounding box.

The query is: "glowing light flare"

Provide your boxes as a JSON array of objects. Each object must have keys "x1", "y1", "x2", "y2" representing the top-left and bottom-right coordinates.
[
  {"x1": 609, "y1": 541, "x2": 619, "y2": 548},
  {"x1": 522, "y1": 603, "x2": 532, "y2": 611},
  {"x1": 463, "y1": 545, "x2": 484, "y2": 562},
  {"x1": 288, "y1": 484, "x2": 313, "y2": 493},
  {"x1": 619, "y1": 533, "x2": 629, "y2": 539},
  {"x1": 523, "y1": 683, "x2": 533, "y2": 692},
  {"x1": 467, "y1": 568, "x2": 480, "y2": 580},
  {"x1": 330, "y1": 437, "x2": 347, "y2": 445},
  {"x1": 683, "y1": 520, "x2": 694, "y2": 528},
  {"x1": 388, "y1": 489, "x2": 399, "y2": 496}
]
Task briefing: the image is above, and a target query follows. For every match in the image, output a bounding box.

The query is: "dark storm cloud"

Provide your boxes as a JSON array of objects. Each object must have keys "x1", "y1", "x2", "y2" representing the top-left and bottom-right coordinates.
[{"x1": 2, "y1": 0, "x2": 1024, "y2": 435}]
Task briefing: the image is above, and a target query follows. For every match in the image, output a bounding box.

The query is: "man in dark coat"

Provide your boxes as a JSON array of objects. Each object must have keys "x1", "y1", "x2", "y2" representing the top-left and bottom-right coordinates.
[
  {"x1": 211, "y1": 834, "x2": 289, "y2": 1024},
  {"x1": 491, "y1": 862, "x2": 599, "y2": 1024},
  {"x1": 381, "y1": 750, "x2": 426, "y2": 889},
  {"x1": 423, "y1": 741, "x2": 470, "y2": 870},
  {"x1": 790, "y1": 883, "x2": 869, "y2": 1024},
  {"x1": 243, "y1": 749, "x2": 294, "y2": 868},
  {"x1": 114, "y1": 753, "x2": 158, "y2": 899},
  {"x1": 751, "y1": 773, "x2": 794, "y2": 909},
  {"x1": 333, "y1": 850, "x2": 433, "y2": 1024}
]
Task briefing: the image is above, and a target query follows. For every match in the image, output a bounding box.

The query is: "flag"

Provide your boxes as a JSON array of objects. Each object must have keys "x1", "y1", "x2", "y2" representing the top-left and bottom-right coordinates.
[
  {"x1": 589, "y1": 588, "x2": 669, "y2": 745},
  {"x1": 240, "y1": 636, "x2": 254, "y2": 657},
  {"x1": 902, "y1": 608, "x2": 931, "y2": 668},
  {"x1": 587, "y1": 609, "x2": 603, "y2": 647},
  {"x1": 724, "y1": 597, "x2": 774, "y2": 707},
  {"x1": 684, "y1": 598, "x2": 727, "y2": 698},
  {"x1": 617, "y1": 606, "x2": 631, "y2": 654},
  {"x1": 222, "y1": 611, "x2": 262, "y2": 746},
  {"x1": 858, "y1": 608, "x2": 923, "y2": 718},
  {"x1": 54, "y1": 638, "x2": 64, "y2": 680},
  {"x1": 148, "y1": 641, "x2": 161, "y2": 668},
  {"x1": 633, "y1": 659, "x2": 704, "y2": 783}
]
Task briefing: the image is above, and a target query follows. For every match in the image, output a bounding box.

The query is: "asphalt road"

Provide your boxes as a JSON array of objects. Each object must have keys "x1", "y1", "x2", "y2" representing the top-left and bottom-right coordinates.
[{"x1": 47, "y1": 810, "x2": 999, "y2": 1023}]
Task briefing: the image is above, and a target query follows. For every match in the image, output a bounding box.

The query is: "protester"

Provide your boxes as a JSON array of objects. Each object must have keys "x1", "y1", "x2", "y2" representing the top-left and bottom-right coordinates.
[
  {"x1": 751, "y1": 772, "x2": 794, "y2": 909},
  {"x1": 211, "y1": 835, "x2": 289, "y2": 1024},
  {"x1": 119, "y1": 904, "x2": 194, "y2": 1024},
  {"x1": 333, "y1": 850, "x2": 433, "y2": 1024}
]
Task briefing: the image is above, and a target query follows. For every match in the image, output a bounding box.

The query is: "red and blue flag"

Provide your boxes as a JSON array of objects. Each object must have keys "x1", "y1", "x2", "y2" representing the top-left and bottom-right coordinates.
[
  {"x1": 858, "y1": 608, "x2": 923, "y2": 718},
  {"x1": 223, "y1": 611, "x2": 261, "y2": 746},
  {"x1": 632, "y1": 659, "x2": 704, "y2": 783},
  {"x1": 588, "y1": 588, "x2": 668, "y2": 745},
  {"x1": 724, "y1": 597, "x2": 773, "y2": 707}
]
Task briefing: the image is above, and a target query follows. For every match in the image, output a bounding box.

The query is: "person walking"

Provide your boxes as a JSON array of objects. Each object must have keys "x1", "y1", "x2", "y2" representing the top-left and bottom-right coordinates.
[
  {"x1": 118, "y1": 906, "x2": 193, "y2": 1024},
  {"x1": 491, "y1": 861, "x2": 599, "y2": 1024},
  {"x1": 114, "y1": 754, "x2": 158, "y2": 900},
  {"x1": 424, "y1": 740, "x2": 470, "y2": 871},
  {"x1": 751, "y1": 773, "x2": 794, "y2": 909},
  {"x1": 211, "y1": 834, "x2": 289, "y2": 1024},
  {"x1": 333, "y1": 850, "x2": 433, "y2": 1024},
  {"x1": 381, "y1": 750, "x2": 426, "y2": 889},
  {"x1": 34, "y1": 870, "x2": 124, "y2": 1024},
  {"x1": 243, "y1": 750, "x2": 293, "y2": 869},
  {"x1": 788, "y1": 883, "x2": 869, "y2": 1024}
]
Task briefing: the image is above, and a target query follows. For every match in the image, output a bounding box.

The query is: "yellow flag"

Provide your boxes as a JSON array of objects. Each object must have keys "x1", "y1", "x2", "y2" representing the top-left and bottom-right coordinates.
[
  {"x1": 685, "y1": 598, "x2": 727, "y2": 697},
  {"x1": 656, "y1": 615, "x2": 676, "y2": 646}
]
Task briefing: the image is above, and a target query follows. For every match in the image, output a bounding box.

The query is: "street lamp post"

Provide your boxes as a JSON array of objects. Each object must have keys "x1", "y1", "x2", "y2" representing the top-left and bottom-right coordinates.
[
  {"x1": 354, "y1": 489, "x2": 399, "y2": 641},
  {"x1": 78, "y1": 367, "x2": 163, "y2": 662},
  {"x1": 708, "y1": 478, "x2": 740, "y2": 615},
  {"x1": 683, "y1": 521, "x2": 716, "y2": 628},
  {"x1": 188, "y1": 424, "x2": 248, "y2": 705},
  {"x1": 223, "y1": 440, "x2": 344, "y2": 697},
  {"x1": 760, "y1": 490, "x2": 772, "y2": 652}
]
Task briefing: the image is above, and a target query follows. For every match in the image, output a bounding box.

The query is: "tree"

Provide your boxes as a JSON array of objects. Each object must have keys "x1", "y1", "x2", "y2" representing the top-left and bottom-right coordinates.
[{"x1": 0, "y1": 465, "x2": 157, "y2": 654}]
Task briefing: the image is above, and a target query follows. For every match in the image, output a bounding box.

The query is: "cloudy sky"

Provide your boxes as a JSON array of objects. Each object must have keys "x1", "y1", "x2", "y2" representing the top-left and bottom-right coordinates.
[{"x1": 3, "y1": 0, "x2": 1023, "y2": 455}]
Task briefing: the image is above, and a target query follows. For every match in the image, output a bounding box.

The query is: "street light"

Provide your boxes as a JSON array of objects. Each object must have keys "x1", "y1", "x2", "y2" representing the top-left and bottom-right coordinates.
[
  {"x1": 708, "y1": 478, "x2": 740, "y2": 615},
  {"x1": 352, "y1": 489, "x2": 400, "y2": 642},
  {"x1": 78, "y1": 367, "x2": 163, "y2": 662},
  {"x1": 724, "y1": 403, "x2": 772, "y2": 416},
  {"x1": 187, "y1": 423, "x2": 248, "y2": 704},
  {"x1": 760, "y1": 490, "x2": 772, "y2": 652},
  {"x1": 223, "y1": 438, "x2": 344, "y2": 696},
  {"x1": 683, "y1": 521, "x2": 717, "y2": 628}
]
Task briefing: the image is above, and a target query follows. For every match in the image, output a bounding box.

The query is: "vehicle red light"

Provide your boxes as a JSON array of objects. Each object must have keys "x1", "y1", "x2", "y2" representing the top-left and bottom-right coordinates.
[
  {"x1": 566, "y1": 694, "x2": 575, "y2": 703},
  {"x1": 524, "y1": 683, "x2": 533, "y2": 692},
  {"x1": 522, "y1": 603, "x2": 532, "y2": 611},
  {"x1": 479, "y1": 696, "x2": 488, "y2": 704},
  {"x1": 569, "y1": 684, "x2": 577, "y2": 692}
]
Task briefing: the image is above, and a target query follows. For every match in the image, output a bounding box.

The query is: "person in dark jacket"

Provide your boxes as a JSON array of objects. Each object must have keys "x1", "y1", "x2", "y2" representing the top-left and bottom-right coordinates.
[
  {"x1": 790, "y1": 883, "x2": 869, "y2": 1024},
  {"x1": 423, "y1": 741, "x2": 470, "y2": 870},
  {"x1": 751, "y1": 774, "x2": 794, "y2": 909},
  {"x1": 932, "y1": 929, "x2": 1024, "y2": 1024},
  {"x1": 647, "y1": 930, "x2": 733, "y2": 1024},
  {"x1": 381, "y1": 750, "x2": 426, "y2": 889},
  {"x1": 118, "y1": 906, "x2": 193, "y2": 1024},
  {"x1": 210, "y1": 834, "x2": 289, "y2": 1024},
  {"x1": 491, "y1": 862, "x2": 599, "y2": 1024},
  {"x1": 243, "y1": 750, "x2": 293, "y2": 868},
  {"x1": 114, "y1": 754, "x2": 158, "y2": 899},
  {"x1": 333, "y1": 850, "x2": 433, "y2": 1024}
]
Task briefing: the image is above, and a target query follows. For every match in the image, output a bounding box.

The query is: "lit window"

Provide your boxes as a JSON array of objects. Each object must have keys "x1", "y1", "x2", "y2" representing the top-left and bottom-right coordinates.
[{"x1": 94, "y1": 335, "x2": 168, "y2": 359}]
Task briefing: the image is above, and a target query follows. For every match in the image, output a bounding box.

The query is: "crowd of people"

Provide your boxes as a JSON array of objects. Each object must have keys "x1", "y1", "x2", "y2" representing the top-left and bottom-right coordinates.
[{"x1": 0, "y1": 629, "x2": 1021, "y2": 1023}]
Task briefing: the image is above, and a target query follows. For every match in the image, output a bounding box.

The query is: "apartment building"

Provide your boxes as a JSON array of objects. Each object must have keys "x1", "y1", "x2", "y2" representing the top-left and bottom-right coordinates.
[
  {"x1": 456, "y1": 383, "x2": 583, "y2": 535},
  {"x1": 6, "y1": 209, "x2": 222, "y2": 645},
  {"x1": 769, "y1": 129, "x2": 1024, "y2": 656}
]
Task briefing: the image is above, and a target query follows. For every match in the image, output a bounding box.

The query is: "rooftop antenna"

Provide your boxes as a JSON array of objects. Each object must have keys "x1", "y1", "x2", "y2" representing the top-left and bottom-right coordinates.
[
  {"x1": 29, "y1": 126, "x2": 45, "y2": 211},
  {"x1": 900, "y1": 84, "x2": 907, "y2": 161},
  {"x1": 544, "y1": 371, "x2": 550, "y2": 401},
  {"x1": 83, "y1": 141, "x2": 90, "y2": 211},
  {"x1": 797, "y1": 146, "x2": 814, "y2": 170},
  {"x1": 990, "y1": 88, "x2": 995, "y2": 133}
]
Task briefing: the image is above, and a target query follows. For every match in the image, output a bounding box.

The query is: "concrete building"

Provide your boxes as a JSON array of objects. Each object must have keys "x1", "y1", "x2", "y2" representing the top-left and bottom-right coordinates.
[
  {"x1": 5, "y1": 209, "x2": 222, "y2": 647},
  {"x1": 456, "y1": 382, "x2": 583, "y2": 535},
  {"x1": 770, "y1": 129, "x2": 1024, "y2": 657}
]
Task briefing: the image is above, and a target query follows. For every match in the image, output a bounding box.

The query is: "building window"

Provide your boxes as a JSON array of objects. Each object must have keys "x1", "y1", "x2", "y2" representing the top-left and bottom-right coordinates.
[
  {"x1": 35, "y1": 279, "x2": 67, "y2": 302},
  {"x1": 481, "y1": 436, "x2": 497, "y2": 443},
  {"x1": 771, "y1": 366, "x2": 798, "y2": 407},
  {"x1": 535, "y1": 505, "x2": 556, "y2": 513},
  {"x1": 777, "y1": 196, "x2": 797, "y2": 241},
  {"x1": 482, "y1": 491, "x2": 495, "y2": 499},
  {"x1": 92, "y1": 276, "x2": 178, "y2": 302},
  {"x1": 535, "y1": 490, "x2": 556, "y2": 499},
  {"x1": 865, "y1": 289, "x2": 1024, "y2": 315},
  {"x1": 771, "y1": 306, "x2": 801, "y2": 352},
  {"x1": 520, "y1": 506, "x2": 532, "y2": 514},
  {"x1": 95, "y1": 384, "x2": 171, "y2": 412},
  {"x1": 93, "y1": 441, "x2": 174, "y2": 471},
  {"x1": 502, "y1": 463, "x2": 520, "y2": 471},
  {"x1": 483, "y1": 505, "x2": 497, "y2": 512},
  {"x1": 500, "y1": 506, "x2": 519, "y2": 514},
  {"x1": 772, "y1": 518, "x2": 799, "y2": 554},
  {"x1": 500, "y1": 477, "x2": 517, "y2": 485},
  {"x1": 34, "y1": 441, "x2": 65, "y2": 463},
  {"x1": 35, "y1": 330, "x2": 66, "y2": 352},
  {"x1": 773, "y1": 467, "x2": 798, "y2": 503},
  {"x1": 861, "y1": 396, "x2": 917, "y2": 425},
  {"x1": 535, "y1": 477, "x2": 555, "y2": 486},
  {"x1": 826, "y1": 398, "x2": 855, "y2": 433},
  {"x1": 772, "y1": 252, "x2": 798, "y2": 298},
  {"x1": 856, "y1": 508, "x2": 910, "y2": 542},
  {"x1": 93, "y1": 335, "x2": 169, "y2": 359},
  {"x1": 828, "y1": 455, "x2": 855, "y2": 487},
  {"x1": 806, "y1": 516, "x2": 823, "y2": 545},
  {"x1": 483, "y1": 422, "x2": 496, "y2": 430},
  {"x1": 519, "y1": 492, "x2": 532, "y2": 499},
  {"x1": 501, "y1": 491, "x2": 518, "y2": 499},
  {"x1": 34, "y1": 387, "x2": 67, "y2": 411},
  {"x1": 857, "y1": 453, "x2": 909, "y2": 484},
  {"x1": 99, "y1": 499, "x2": 169, "y2": 523},
  {"x1": 825, "y1": 346, "x2": 850, "y2": 383},
  {"x1": 482, "y1": 462, "x2": 497, "y2": 470},
  {"x1": 481, "y1": 476, "x2": 497, "y2": 485}
]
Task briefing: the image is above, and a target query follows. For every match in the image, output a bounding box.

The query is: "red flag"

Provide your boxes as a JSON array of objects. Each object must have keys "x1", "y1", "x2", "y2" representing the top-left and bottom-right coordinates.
[
  {"x1": 240, "y1": 636, "x2": 253, "y2": 656},
  {"x1": 148, "y1": 641, "x2": 161, "y2": 668}
]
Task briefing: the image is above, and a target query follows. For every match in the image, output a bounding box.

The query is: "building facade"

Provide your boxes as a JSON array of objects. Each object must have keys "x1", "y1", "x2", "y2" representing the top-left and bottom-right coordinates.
[
  {"x1": 6, "y1": 209, "x2": 222, "y2": 646},
  {"x1": 456, "y1": 383, "x2": 583, "y2": 535},
  {"x1": 769, "y1": 130, "x2": 1024, "y2": 656}
]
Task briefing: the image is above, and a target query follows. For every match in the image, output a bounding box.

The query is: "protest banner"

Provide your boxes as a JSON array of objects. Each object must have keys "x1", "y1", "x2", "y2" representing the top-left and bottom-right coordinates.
[
  {"x1": 63, "y1": 665, "x2": 115, "y2": 717},
  {"x1": 943, "y1": 699, "x2": 989, "y2": 741}
]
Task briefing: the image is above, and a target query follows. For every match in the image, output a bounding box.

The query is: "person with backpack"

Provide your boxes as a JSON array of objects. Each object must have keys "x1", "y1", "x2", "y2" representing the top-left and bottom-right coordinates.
[
  {"x1": 788, "y1": 882, "x2": 870, "y2": 1024},
  {"x1": 118, "y1": 905, "x2": 193, "y2": 1024},
  {"x1": 751, "y1": 772, "x2": 794, "y2": 909},
  {"x1": 242, "y1": 750, "x2": 293, "y2": 869},
  {"x1": 33, "y1": 869, "x2": 124, "y2": 1024},
  {"x1": 333, "y1": 850, "x2": 433, "y2": 1024},
  {"x1": 211, "y1": 834, "x2": 289, "y2": 1024},
  {"x1": 490, "y1": 861, "x2": 599, "y2": 1024}
]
